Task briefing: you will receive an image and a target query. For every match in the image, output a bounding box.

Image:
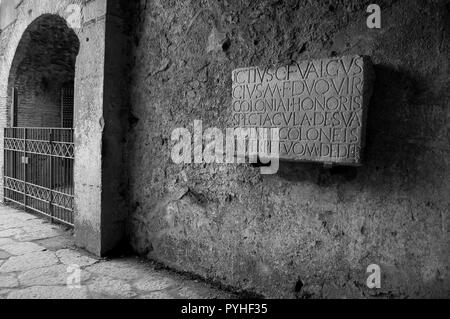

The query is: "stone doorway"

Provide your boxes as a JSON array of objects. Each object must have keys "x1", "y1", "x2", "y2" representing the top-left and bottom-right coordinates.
[
  {"x1": 0, "y1": 0, "x2": 129, "y2": 257},
  {"x1": 3, "y1": 14, "x2": 79, "y2": 226}
]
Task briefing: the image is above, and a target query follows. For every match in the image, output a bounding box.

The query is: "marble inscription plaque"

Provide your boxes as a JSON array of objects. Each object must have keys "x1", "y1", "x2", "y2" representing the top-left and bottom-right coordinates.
[{"x1": 231, "y1": 55, "x2": 374, "y2": 165}]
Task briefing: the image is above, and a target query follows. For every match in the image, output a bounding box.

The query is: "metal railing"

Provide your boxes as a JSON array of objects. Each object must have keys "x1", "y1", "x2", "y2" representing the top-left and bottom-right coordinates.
[{"x1": 3, "y1": 127, "x2": 74, "y2": 226}]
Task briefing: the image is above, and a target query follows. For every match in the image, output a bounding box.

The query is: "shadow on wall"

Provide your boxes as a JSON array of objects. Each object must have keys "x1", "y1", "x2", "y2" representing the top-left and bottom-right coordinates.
[{"x1": 277, "y1": 63, "x2": 427, "y2": 185}]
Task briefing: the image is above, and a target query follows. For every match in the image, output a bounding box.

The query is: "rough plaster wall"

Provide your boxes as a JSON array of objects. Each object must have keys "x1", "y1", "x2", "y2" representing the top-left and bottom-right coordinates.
[
  {"x1": 128, "y1": 0, "x2": 450, "y2": 298},
  {"x1": 0, "y1": 0, "x2": 18, "y2": 30}
]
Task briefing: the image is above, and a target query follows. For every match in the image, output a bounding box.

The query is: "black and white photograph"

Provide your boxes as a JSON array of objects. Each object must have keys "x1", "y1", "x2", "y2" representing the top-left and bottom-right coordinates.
[{"x1": 0, "y1": 0, "x2": 449, "y2": 307}]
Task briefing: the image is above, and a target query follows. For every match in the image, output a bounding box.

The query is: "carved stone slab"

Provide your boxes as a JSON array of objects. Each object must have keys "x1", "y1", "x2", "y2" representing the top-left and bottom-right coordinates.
[{"x1": 231, "y1": 55, "x2": 374, "y2": 165}]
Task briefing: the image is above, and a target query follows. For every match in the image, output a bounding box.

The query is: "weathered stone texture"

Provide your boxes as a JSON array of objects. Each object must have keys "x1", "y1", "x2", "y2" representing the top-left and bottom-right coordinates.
[
  {"x1": 231, "y1": 55, "x2": 373, "y2": 164},
  {"x1": 55, "y1": 249, "x2": 98, "y2": 267},
  {"x1": 128, "y1": 0, "x2": 450, "y2": 298},
  {"x1": 18, "y1": 264, "x2": 89, "y2": 286},
  {"x1": 0, "y1": 274, "x2": 18, "y2": 288},
  {"x1": 0, "y1": 251, "x2": 59, "y2": 272},
  {"x1": 84, "y1": 259, "x2": 147, "y2": 281},
  {"x1": 7, "y1": 285, "x2": 89, "y2": 299},
  {"x1": 134, "y1": 275, "x2": 175, "y2": 292},
  {"x1": 1, "y1": 242, "x2": 45, "y2": 255},
  {"x1": 87, "y1": 276, "x2": 137, "y2": 299}
]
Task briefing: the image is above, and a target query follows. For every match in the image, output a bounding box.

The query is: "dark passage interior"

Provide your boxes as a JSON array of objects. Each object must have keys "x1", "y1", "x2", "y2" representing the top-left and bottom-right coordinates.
[{"x1": 10, "y1": 14, "x2": 79, "y2": 128}]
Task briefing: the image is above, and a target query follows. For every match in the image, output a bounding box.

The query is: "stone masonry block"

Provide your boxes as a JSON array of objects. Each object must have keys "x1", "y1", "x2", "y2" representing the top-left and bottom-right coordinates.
[{"x1": 231, "y1": 55, "x2": 374, "y2": 165}]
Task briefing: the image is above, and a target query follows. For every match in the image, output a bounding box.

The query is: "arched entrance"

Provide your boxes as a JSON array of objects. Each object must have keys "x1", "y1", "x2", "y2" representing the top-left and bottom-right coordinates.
[
  {"x1": 3, "y1": 14, "x2": 80, "y2": 226},
  {"x1": 1, "y1": 0, "x2": 129, "y2": 256}
]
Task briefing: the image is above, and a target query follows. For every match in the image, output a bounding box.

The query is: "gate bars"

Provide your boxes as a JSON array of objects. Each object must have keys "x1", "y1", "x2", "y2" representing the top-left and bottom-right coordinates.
[{"x1": 3, "y1": 127, "x2": 74, "y2": 226}]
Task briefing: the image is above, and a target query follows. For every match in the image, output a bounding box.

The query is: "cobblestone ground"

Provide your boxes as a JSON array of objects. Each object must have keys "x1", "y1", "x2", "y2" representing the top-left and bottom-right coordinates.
[{"x1": 0, "y1": 205, "x2": 235, "y2": 299}]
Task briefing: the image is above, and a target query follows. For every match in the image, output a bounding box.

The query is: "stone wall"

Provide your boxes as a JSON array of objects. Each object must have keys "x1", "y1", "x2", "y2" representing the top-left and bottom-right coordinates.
[
  {"x1": 0, "y1": 0, "x2": 18, "y2": 30},
  {"x1": 128, "y1": 0, "x2": 450, "y2": 298}
]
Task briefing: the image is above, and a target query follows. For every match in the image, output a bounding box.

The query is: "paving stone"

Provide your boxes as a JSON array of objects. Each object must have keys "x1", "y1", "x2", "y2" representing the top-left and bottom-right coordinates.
[
  {"x1": 0, "y1": 215, "x2": 40, "y2": 226},
  {"x1": 85, "y1": 260, "x2": 147, "y2": 280},
  {"x1": 20, "y1": 219, "x2": 51, "y2": 228},
  {"x1": 56, "y1": 249, "x2": 98, "y2": 267},
  {"x1": 0, "y1": 213, "x2": 19, "y2": 220},
  {"x1": 0, "y1": 274, "x2": 19, "y2": 288},
  {"x1": 0, "y1": 225, "x2": 20, "y2": 231},
  {"x1": 0, "y1": 251, "x2": 59, "y2": 272},
  {"x1": 0, "y1": 207, "x2": 230, "y2": 300},
  {"x1": 0, "y1": 220, "x2": 27, "y2": 230},
  {"x1": 134, "y1": 275, "x2": 176, "y2": 292},
  {"x1": 0, "y1": 289, "x2": 12, "y2": 298},
  {"x1": 87, "y1": 276, "x2": 137, "y2": 298},
  {"x1": 4, "y1": 212, "x2": 38, "y2": 221},
  {"x1": 175, "y1": 286, "x2": 203, "y2": 299},
  {"x1": 0, "y1": 238, "x2": 15, "y2": 246},
  {"x1": 15, "y1": 231, "x2": 60, "y2": 242},
  {"x1": 138, "y1": 291, "x2": 174, "y2": 299},
  {"x1": 14, "y1": 226, "x2": 61, "y2": 241},
  {"x1": 1, "y1": 242, "x2": 45, "y2": 255},
  {"x1": 0, "y1": 250, "x2": 12, "y2": 259},
  {"x1": 18, "y1": 264, "x2": 90, "y2": 286},
  {"x1": 35, "y1": 236, "x2": 75, "y2": 251},
  {"x1": 0, "y1": 228, "x2": 23, "y2": 238},
  {"x1": 7, "y1": 286, "x2": 89, "y2": 299}
]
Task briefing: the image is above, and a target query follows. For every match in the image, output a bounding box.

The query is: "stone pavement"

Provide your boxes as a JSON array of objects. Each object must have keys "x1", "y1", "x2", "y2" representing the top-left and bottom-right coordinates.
[{"x1": 0, "y1": 204, "x2": 235, "y2": 299}]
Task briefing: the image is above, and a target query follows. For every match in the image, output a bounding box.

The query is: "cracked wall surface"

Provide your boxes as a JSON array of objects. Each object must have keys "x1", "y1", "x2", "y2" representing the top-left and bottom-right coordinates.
[{"x1": 128, "y1": 0, "x2": 450, "y2": 298}]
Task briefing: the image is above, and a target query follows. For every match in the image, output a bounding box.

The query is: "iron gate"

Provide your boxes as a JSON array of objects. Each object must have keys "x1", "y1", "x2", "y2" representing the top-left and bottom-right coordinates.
[{"x1": 3, "y1": 128, "x2": 74, "y2": 226}]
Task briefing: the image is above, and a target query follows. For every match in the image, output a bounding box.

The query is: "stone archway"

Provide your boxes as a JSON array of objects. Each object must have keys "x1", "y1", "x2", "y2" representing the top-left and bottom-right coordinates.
[
  {"x1": 0, "y1": 0, "x2": 129, "y2": 256},
  {"x1": 0, "y1": 0, "x2": 82, "y2": 202},
  {"x1": 3, "y1": 13, "x2": 80, "y2": 225}
]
